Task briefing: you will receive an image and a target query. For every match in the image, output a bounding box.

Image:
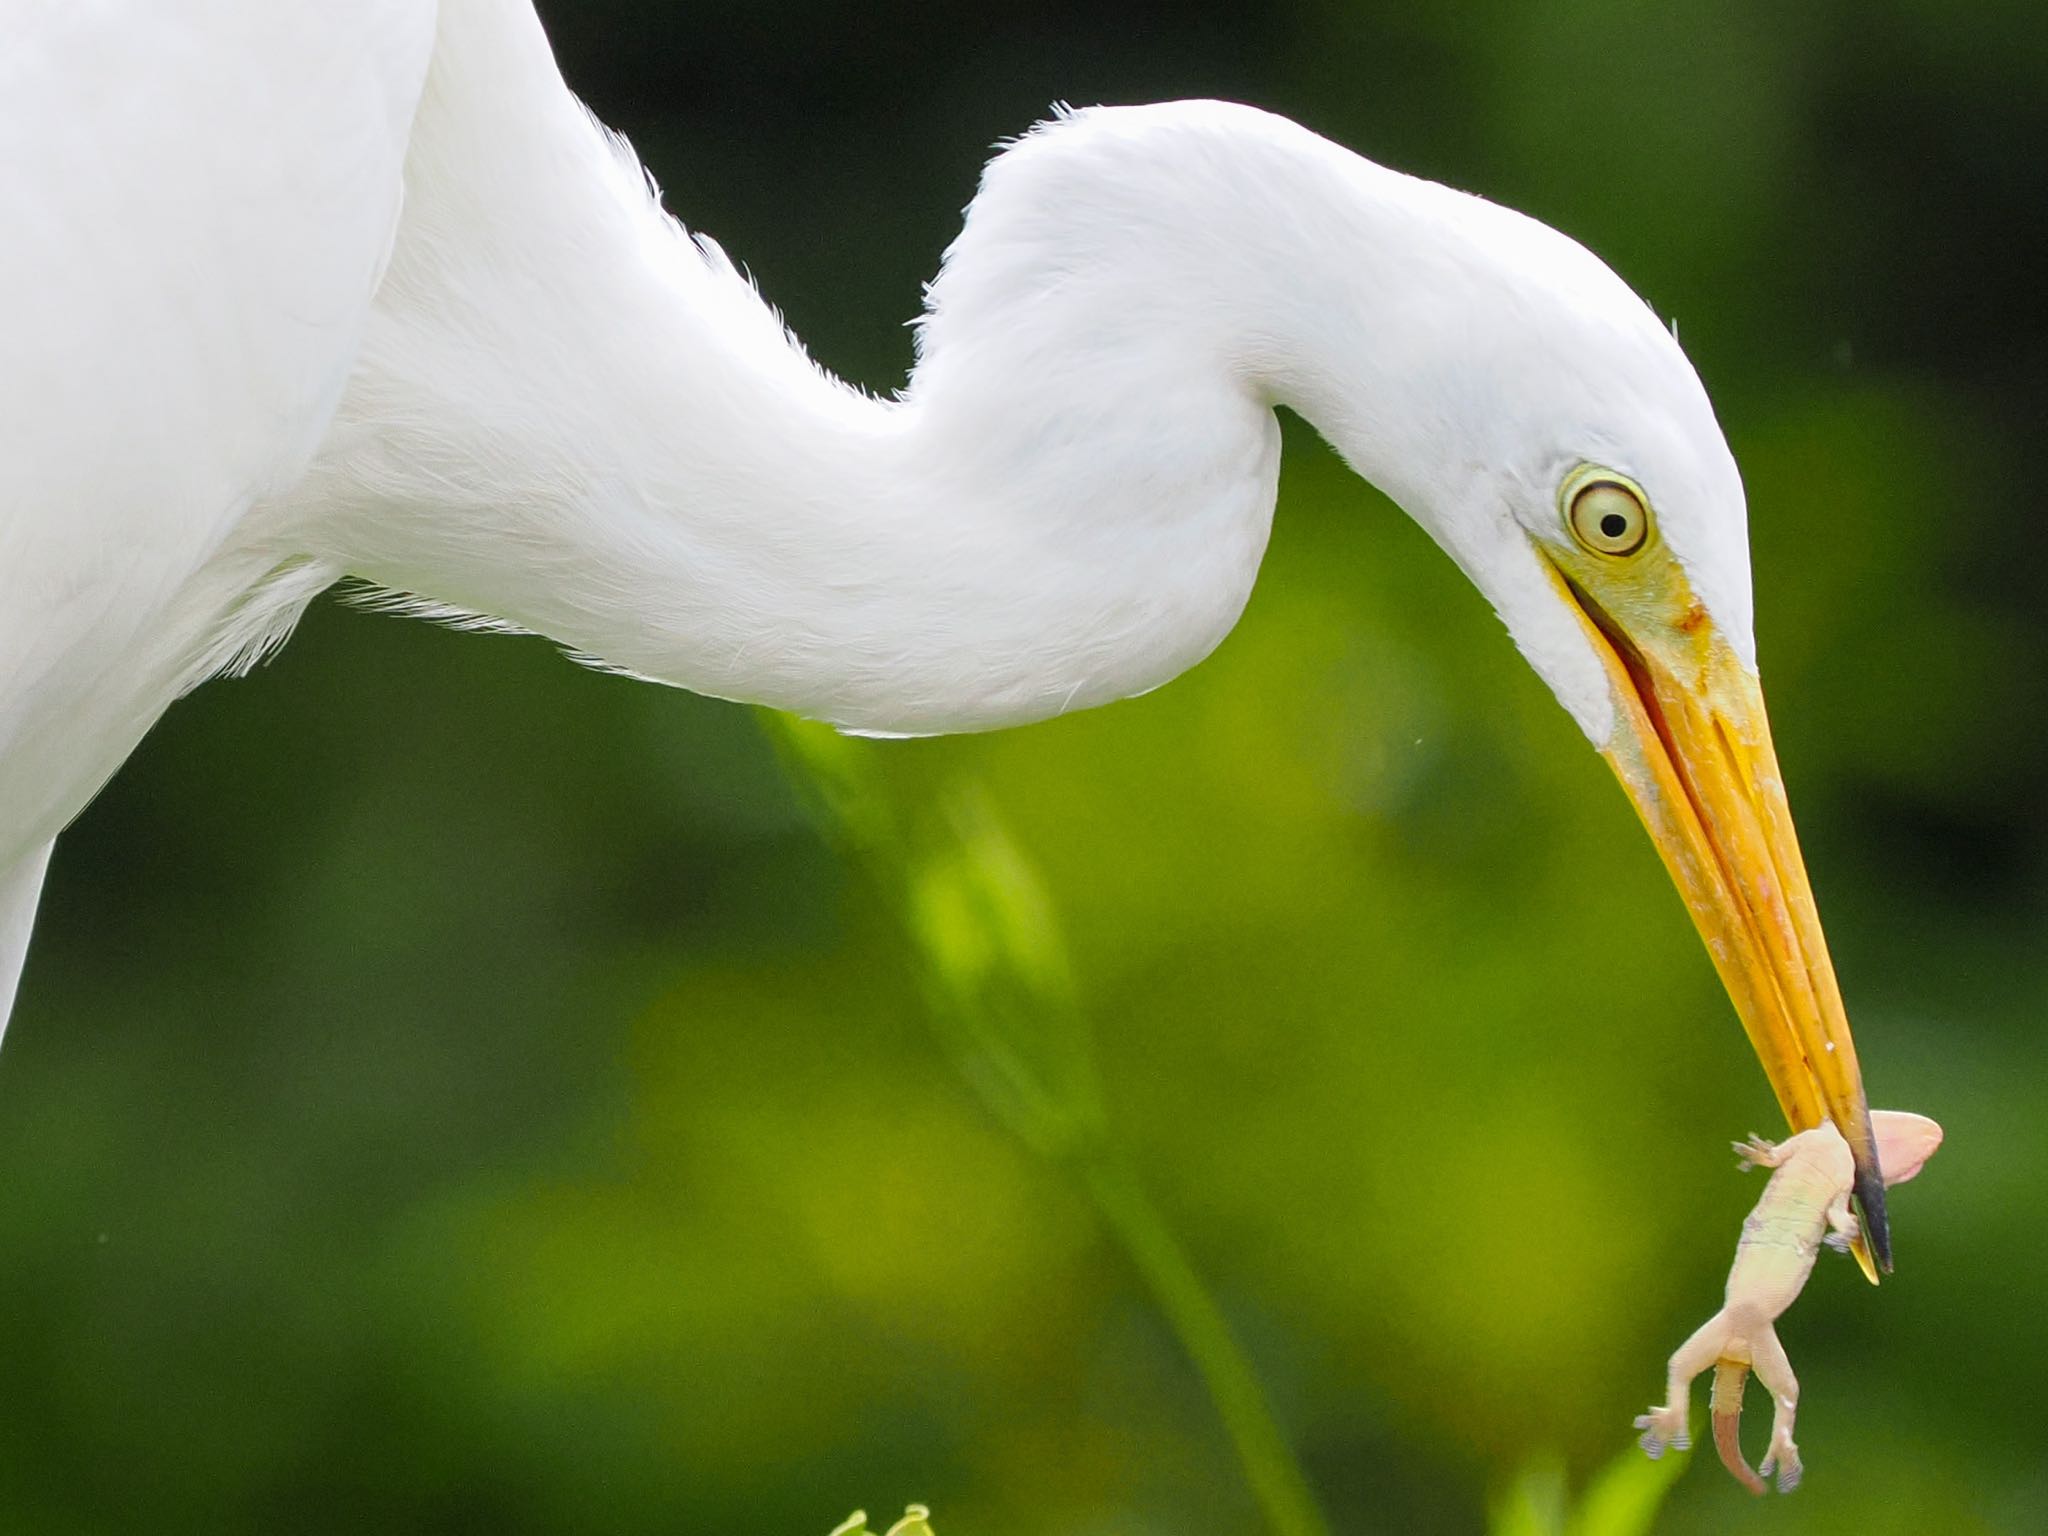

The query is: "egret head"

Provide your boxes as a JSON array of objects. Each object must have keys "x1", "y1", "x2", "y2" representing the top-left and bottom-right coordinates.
[{"x1": 1286, "y1": 153, "x2": 1894, "y2": 1266}]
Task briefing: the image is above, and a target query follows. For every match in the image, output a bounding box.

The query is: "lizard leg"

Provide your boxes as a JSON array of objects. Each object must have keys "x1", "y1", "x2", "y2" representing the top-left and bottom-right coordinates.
[
  {"x1": 1749, "y1": 1324, "x2": 1803, "y2": 1493},
  {"x1": 1823, "y1": 1195, "x2": 1860, "y2": 1253},
  {"x1": 1635, "y1": 1310, "x2": 1727, "y2": 1457}
]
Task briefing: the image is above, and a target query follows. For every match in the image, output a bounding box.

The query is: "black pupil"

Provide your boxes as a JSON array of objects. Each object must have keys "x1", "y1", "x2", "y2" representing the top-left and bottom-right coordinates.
[{"x1": 1599, "y1": 512, "x2": 1629, "y2": 540}]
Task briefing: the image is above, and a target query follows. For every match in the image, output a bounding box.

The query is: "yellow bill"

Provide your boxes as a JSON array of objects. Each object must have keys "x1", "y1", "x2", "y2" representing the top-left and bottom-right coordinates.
[{"x1": 1544, "y1": 559, "x2": 1892, "y2": 1272}]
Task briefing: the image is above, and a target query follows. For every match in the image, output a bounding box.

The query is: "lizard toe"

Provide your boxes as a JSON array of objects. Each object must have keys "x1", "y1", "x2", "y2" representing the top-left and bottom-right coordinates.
[
  {"x1": 1633, "y1": 1409, "x2": 1687, "y2": 1458},
  {"x1": 1771, "y1": 1440, "x2": 1802, "y2": 1493}
]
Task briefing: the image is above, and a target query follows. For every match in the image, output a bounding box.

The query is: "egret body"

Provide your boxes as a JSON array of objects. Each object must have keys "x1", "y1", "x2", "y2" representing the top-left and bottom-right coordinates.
[{"x1": 0, "y1": 1, "x2": 1892, "y2": 1259}]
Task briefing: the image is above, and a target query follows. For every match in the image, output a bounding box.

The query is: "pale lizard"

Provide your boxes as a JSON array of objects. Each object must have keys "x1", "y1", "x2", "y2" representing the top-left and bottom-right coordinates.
[{"x1": 1634, "y1": 1110, "x2": 1943, "y2": 1493}]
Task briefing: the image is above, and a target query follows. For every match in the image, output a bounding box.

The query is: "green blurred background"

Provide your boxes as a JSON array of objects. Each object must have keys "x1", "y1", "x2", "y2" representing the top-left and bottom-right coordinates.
[{"x1": 5, "y1": 1, "x2": 2045, "y2": 1531}]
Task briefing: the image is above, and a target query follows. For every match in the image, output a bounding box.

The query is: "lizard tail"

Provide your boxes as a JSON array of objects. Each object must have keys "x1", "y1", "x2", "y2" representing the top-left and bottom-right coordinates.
[{"x1": 1710, "y1": 1357, "x2": 1765, "y2": 1495}]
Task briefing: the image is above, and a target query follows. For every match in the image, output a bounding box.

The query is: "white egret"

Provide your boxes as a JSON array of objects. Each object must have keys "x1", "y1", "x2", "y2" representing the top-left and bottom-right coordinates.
[{"x1": 0, "y1": 1, "x2": 1891, "y2": 1260}]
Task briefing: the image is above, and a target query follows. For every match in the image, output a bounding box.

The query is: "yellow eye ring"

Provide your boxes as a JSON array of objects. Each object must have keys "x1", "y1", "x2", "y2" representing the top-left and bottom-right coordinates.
[{"x1": 1563, "y1": 468, "x2": 1652, "y2": 557}]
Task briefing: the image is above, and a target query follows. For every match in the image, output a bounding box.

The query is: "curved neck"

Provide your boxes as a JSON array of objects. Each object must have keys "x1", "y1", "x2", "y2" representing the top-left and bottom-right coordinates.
[{"x1": 294, "y1": 20, "x2": 1454, "y2": 731}]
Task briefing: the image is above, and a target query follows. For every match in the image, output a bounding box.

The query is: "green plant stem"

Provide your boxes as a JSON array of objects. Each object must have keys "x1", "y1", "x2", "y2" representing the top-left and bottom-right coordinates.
[
  {"x1": 759, "y1": 711, "x2": 1332, "y2": 1536},
  {"x1": 1078, "y1": 1151, "x2": 1333, "y2": 1536}
]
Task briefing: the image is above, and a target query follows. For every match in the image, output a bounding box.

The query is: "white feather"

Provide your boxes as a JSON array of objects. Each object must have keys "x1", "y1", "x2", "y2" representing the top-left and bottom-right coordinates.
[{"x1": 0, "y1": 0, "x2": 1756, "y2": 1022}]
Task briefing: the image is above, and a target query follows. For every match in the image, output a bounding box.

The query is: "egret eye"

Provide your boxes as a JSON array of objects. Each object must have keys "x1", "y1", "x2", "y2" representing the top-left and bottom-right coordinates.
[{"x1": 1565, "y1": 475, "x2": 1651, "y2": 557}]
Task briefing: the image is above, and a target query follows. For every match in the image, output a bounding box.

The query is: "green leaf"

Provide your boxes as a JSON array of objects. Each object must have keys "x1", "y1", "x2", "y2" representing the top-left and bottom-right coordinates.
[
  {"x1": 1490, "y1": 1445, "x2": 1687, "y2": 1536},
  {"x1": 828, "y1": 1506, "x2": 935, "y2": 1536},
  {"x1": 1490, "y1": 1455, "x2": 1566, "y2": 1536},
  {"x1": 1565, "y1": 1446, "x2": 1687, "y2": 1536}
]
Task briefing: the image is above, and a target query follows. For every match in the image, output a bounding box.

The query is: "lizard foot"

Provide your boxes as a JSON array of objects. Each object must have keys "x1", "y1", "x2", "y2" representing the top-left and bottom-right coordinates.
[
  {"x1": 1633, "y1": 1405, "x2": 1690, "y2": 1458},
  {"x1": 1733, "y1": 1134, "x2": 1781, "y2": 1171},
  {"x1": 1757, "y1": 1429, "x2": 1803, "y2": 1493}
]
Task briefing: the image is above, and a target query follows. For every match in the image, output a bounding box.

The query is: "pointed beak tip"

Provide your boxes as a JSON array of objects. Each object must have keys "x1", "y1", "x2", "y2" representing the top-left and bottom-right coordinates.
[{"x1": 1853, "y1": 1160, "x2": 1894, "y2": 1275}]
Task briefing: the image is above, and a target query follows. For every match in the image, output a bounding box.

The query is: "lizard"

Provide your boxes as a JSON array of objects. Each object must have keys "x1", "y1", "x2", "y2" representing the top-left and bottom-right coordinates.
[{"x1": 1634, "y1": 1110, "x2": 1943, "y2": 1493}]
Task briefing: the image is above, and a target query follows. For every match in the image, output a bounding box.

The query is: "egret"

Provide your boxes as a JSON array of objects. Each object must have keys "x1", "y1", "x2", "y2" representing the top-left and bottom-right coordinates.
[{"x1": 0, "y1": 2, "x2": 1892, "y2": 1261}]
